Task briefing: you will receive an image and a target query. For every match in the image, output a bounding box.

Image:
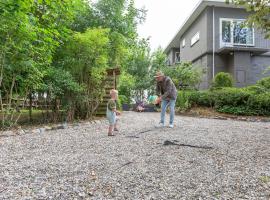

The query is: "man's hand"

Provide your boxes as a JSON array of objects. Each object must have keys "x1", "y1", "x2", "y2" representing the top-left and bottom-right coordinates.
[{"x1": 156, "y1": 97, "x2": 162, "y2": 104}]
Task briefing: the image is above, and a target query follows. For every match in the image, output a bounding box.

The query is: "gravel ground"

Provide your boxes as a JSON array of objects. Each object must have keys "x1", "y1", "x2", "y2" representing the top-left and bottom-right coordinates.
[{"x1": 0, "y1": 111, "x2": 269, "y2": 200}]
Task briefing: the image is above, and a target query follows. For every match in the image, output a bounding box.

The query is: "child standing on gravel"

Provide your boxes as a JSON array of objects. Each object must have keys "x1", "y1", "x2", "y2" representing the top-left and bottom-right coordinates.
[{"x1": 106, "y1": 89, "x2": 120, "y2": 136}]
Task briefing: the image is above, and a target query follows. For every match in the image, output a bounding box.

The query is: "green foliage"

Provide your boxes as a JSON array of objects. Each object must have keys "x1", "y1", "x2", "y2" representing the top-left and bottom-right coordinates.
[
  {"x1": 161, "y1": 62, "x2": 203, "y2": 89},
  {"x1": 57, "y1": 28, "x2": 110, "y2": 117},
  {"x1": 176, "y1": 91, "x2": 193, "y2": 111},
  {"x1": 124, "y1": 38, "x2": 152, "y2": 99},
  {"x1": 118, "y1": 71, "x2": 135, "y2": 103},
  {"x1": 256, "y1": 76, "x2": 270, "y2": 90},
  {"x1": 42, "y1": 68, "x2": 83, "y2": 99},
  {"x1": 245, "y1": 85, "x2": 267, "y2": 94},
  {"x1": 178, "y1": 86, "x2": 270, "y2": 116},
  {"x1": 189, "y1": 91, "x2": 215, "y2": 107},
  {"x1": 247, "y1": 92, "x2": 270, "y2": 115},
  {"x1": 211, "y1": 72, "x2": 234, "y2": 89},
  {"x1": 151, "y1": 47, "x2": 167, "y2": 70},
  {"x1": 0, "y1": 0, "x2": 150, "y2": 126},
  {"x1": 217, "y1": 105, "x2": 259, "y2": 116},
  {"x1": 212, "y1": 88, "x2": 252, "y2": 108}
]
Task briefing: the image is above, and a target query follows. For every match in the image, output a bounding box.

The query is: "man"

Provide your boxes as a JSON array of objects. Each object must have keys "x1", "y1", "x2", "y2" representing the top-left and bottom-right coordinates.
[{"x1": 155, "y1": 71, "x2": 177, "y2": 128}]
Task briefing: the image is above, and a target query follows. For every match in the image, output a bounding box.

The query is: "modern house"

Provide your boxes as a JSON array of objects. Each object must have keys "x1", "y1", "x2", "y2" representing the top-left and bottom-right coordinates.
[{"x1": 164, "y1": 0, "x2": 270, "y2": 89}]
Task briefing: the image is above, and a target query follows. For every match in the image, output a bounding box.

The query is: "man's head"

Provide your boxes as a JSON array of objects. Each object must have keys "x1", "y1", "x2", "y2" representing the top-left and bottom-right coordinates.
[{"x1": 154, "y1": 71, "x2": 165, "y2": 82}]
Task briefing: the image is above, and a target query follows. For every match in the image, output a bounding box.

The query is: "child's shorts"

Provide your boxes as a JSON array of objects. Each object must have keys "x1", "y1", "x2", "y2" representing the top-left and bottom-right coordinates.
[{"x1": 106, "y1": 110, "x2": 116, "y2": 125}]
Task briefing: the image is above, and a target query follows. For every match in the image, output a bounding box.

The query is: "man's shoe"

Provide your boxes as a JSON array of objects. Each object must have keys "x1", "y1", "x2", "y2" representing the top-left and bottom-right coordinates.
[
  {"x1": 155, "y1": 122, "x2": 165, "y2": 128},
  {"x1": 169, "y1": 124, "x2": 174, "y2": 128}
]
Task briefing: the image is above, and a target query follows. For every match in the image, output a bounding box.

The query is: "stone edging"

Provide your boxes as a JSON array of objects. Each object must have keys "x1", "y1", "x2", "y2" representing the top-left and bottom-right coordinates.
[{"x1": 0, "y1": 119, "x2": 107, "y2": 138}]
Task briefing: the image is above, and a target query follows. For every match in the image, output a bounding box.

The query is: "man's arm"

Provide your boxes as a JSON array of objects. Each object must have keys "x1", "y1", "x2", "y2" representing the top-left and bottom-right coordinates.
[{"x1": 156, "y1": 83, "x2": 161, "y2": 96}]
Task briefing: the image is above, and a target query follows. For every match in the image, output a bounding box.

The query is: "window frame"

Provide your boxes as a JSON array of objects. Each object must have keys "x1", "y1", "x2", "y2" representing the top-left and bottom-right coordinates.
[
  {"x1": 175, "y1": 52, "x2": 180, "y2": 63},
  {"x1": 182, "y1": 38, "x2": 186, "y2": 48},
  {"x1": 191, "y1": 32, "x2": 200, "y2": 46},
  {"x1": 220, "y1": 18, "x2": 255, "y2": 47}
]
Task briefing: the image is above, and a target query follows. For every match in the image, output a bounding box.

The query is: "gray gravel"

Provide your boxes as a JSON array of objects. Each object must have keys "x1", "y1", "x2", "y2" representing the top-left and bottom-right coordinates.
[{"x1": 0, "y1": 111, "x2": 269, "y2": 199}]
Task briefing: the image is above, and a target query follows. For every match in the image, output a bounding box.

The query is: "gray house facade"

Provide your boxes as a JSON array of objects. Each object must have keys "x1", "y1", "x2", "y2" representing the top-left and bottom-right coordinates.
[{"x1": 165, "y1": 0, "x2": 270, "y2": 89}]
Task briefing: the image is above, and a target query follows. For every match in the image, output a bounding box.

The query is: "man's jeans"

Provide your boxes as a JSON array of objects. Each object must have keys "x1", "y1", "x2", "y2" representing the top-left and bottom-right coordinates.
[{"x1": 160, "y1": 99, "x2": 176, "y2": 125}]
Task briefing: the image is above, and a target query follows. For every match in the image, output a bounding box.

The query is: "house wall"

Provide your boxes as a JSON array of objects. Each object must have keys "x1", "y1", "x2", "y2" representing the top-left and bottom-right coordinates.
[
  {"x1": 206, "y1": 7, "x2": 270, "y2": 87},
  {"x1": 167, "y1": 48, "x2": 180, "y2": 65},
  {"x1": 249, "y1": 55, "x2": 270, "y2": 84},
  {"x1": 168, "y1": 5, "x2": 270, "y2": 89},
  {"x1": 207, "y1": 7, "x2": 270, "y2": 51},
  {"x1": 180, "y1": 9, "x2": 208, "y2": 62},
  {"x1": 233, "y1": 52, "x2": 251, "y2": 87},
  {"x1": 193, "y1": 55, "x2": 209, "y2": 89}
]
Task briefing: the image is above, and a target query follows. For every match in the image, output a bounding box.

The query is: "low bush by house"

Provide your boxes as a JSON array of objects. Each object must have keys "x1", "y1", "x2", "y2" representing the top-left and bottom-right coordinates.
[{"x1": 176, "y1": 76, "x2": 270, "y2": 116}]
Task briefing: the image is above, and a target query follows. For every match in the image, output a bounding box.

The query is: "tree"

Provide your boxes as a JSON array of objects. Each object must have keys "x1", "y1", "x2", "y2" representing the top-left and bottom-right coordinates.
[
  {"x1": 0, "y1": 0, "x2": 82, "y2": 127},
  {"x1": 226, "y1": 0, "x2": 270, "y2": 38},
  {"x1": 161, "y1": 62, "x2": 203, "y2": 90},
  {"x1": 57, "y1": 28, "x2": 110, "y2": 118}
]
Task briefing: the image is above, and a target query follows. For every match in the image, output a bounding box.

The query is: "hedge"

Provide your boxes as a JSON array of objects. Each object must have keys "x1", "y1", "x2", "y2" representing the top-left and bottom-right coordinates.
[{"x1": 177, "y1": 88, "x2": 270, "y2": 116}]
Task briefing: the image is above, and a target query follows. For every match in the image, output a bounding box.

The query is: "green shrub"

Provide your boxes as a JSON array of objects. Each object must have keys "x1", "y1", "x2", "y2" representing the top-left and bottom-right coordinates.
[
  {"x1": 176, "y1": 90, "x2": 214, "y2": 109},
  {"x1": 162, "y1": 62, "x2": 202, "y2": 89},
  {"x1": 217, "y1": 105, "x2": 258, "y2": 116},
  {"x1": 247, "y1": 92, "x2": 270, "y2": 115},
  {"x1": 212, "y1": 88, "x2": 252, "y2": 108},
  {"x1": 175, "y1": 76, "x2": 270, "y2": 116},
  {"x1": 256, "y1": 76, "x2": 270, "y2": 90},
  {"x1": 117, "y1": 95, "x2": 130, "y2": 111},
  {"x1": 189, "y1": 91, "x2": 215, "y2": 107},
  {"x1": 211, "y1": 72, "x2": 234, "y2": 89},
  {"x1": 245, "y1": 85, "x2": 266, "y2": 94},
  {"x1": 176, "y1": 91, "x2": 192, "y2": 111},
  {"x1": 118, "y1": 95, "x2": 129, "y2": 104}
]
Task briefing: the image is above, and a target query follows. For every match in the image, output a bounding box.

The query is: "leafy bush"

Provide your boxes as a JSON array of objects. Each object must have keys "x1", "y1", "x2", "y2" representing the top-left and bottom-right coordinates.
[
  {"x1": 211, "y1": 72, "x2": 234, "y2": 89},
  {"x1": 217, "y1": 105, "x2": 258, "y2": 116},
  {"x1": 247, "y1": 92, "x2": 270, "y2": 115},
  {"x1": 245, "y1": 85, "x2": 266, "y2": 94},
  {"x1": 189, "y1": 91, "x2": 215, "y2": 107},
  {"x1": 256, "y1": 76, "x2": 270, "y2": 90},
  {"x1": 175, "y1": 76, "x2": 270, "y2": 116},
  {"x1": 176, "y1": 91, "x2": 192, "y2": 111},
  {"x1": 162, "y1": 62, "x2": 203, "y2": 89},
  {"x1": 118, "y1": 95, "x2": 129, "y2": 104},
  {"x1": 118, "y1": 71, "x2": 135, "y2": 103},
  {"x1": 211, "y1": 88, "x2": 252, "y2": 108}
]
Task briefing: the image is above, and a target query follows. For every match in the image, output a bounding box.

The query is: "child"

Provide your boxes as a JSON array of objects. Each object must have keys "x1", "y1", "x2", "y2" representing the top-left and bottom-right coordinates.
[{"x1": 106, "y1": 89, "x2": 120, "y2": 136}]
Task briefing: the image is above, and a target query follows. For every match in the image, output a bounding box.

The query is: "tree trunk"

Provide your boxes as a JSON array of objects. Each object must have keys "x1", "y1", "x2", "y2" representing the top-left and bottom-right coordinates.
[
  {"x1": 7, "y1": 75, "x2": 16, "y2": 112},
  {"x1": 28, "y1": 92, "x2": 33, "y2": 122}
]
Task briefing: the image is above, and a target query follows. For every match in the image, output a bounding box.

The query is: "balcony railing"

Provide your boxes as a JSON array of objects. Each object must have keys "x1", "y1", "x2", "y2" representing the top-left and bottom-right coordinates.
[{"x1": 216, "y1": 33, "x2": 270, "y2": 54}]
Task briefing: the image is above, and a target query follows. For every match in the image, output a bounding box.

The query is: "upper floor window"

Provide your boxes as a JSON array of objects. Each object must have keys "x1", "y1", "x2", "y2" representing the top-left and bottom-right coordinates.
[
  {"x1": 191, "y1": 32, "x2": 200, "y2": 46},
  {"x1": 182, "y1": 39, "x2": 186, "y2": 47},
  {"x1": 220, "y1": 18, "x2": 254, "y2": 46}
]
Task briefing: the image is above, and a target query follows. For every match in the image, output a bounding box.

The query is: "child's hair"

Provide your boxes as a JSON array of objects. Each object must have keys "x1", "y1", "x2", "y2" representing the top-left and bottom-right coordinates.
[{"x1": 110, "y1": 89, "x2": 118, "y2": 96}]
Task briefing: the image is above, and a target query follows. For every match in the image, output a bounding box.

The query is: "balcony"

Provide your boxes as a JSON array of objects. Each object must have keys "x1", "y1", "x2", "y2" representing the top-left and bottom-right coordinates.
[
  {"x1": 217, "y1": 34, "x2": 269, "y2": 55},
  {"x1": 217, "y1": 18, "x2": 270, "y2": 55}
]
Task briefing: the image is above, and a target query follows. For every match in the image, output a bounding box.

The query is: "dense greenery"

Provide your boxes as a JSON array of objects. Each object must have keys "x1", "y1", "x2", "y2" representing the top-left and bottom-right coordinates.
[
  {"x1": 176, "y1": 76, "x2": 270, "y2": 116},
  {"x1": 211, "y1": 72, "x2": 234, "y2": 89},
  {"x1": 1, "y1": 0, "x2": 269, "y2": 128},
  {"x1": 0, "y1": 0, "x2": 147, "y2": 128}
]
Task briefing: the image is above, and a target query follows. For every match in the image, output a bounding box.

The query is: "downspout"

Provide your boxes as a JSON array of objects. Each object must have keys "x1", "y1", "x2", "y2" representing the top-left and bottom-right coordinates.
[{"x1": 212, "y1": 6, "x2": 215, "y2": 79}]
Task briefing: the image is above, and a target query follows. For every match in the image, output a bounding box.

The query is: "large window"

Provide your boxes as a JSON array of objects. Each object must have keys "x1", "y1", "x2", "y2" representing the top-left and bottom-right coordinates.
[
  {"x1": 191, "y1": 32, "x2": 200, "y2": 46},
  {"x1": 220, "y1": 18, "x2": 254, "y2": 46},
  {"x1": 182, "y1": 39, "x2": 186, "y2": 47}
]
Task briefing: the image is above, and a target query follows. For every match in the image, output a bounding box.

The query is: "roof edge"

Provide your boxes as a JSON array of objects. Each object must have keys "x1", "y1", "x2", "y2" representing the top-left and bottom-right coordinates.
[{"x1": 164, "y1": 0, "x2": 244, "y2": 54}]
